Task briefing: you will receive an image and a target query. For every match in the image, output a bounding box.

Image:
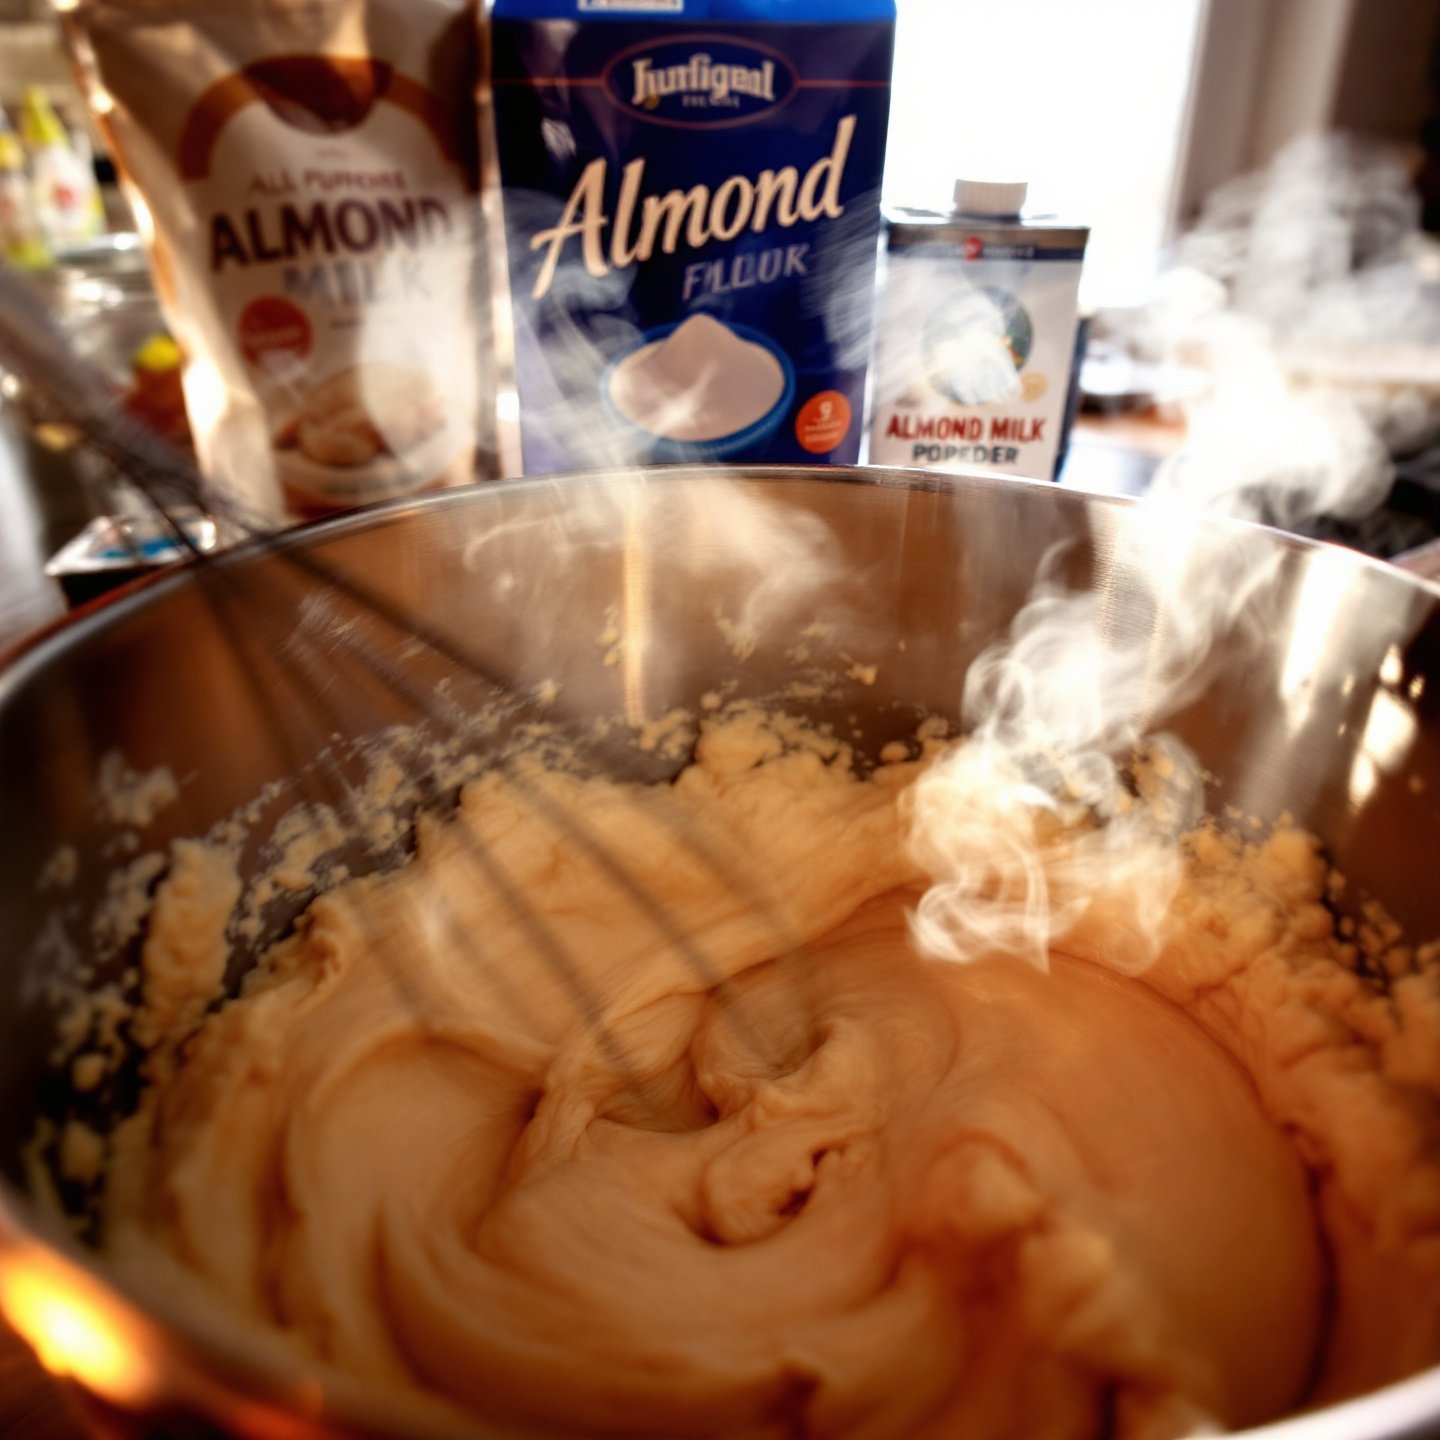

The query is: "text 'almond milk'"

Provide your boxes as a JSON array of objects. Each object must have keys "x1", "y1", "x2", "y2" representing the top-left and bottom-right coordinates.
[
  {"x1": 62, "y1": 0, "x2": 495, "y2": 519},
  {"x1": 490, "y1": 0, "x2": 894, "y2": 473}
]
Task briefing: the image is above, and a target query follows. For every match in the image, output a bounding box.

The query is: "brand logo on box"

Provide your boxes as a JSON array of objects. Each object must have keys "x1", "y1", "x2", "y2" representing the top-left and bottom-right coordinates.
[
  {"x1": 963, "y1": 235, "x2": 984, "y2": 260},
  {"x1": 602, "y1": 36, "x2": 797, "y2": 128}
]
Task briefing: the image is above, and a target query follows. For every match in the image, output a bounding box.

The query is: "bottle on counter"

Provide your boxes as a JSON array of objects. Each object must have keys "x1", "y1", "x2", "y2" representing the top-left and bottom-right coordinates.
[
  {"x1": 867, "y1": 179, "x2": 1088, "y2": 482},
  {"x1": 125, "y1": 333, "x2": 192, "y2": 449},
  {"x1": 0, "y1": 109, "x2": 49, "y2": 270},
  {"x1": 19, "y1": 86, "x2": 103, "y2": 250}
]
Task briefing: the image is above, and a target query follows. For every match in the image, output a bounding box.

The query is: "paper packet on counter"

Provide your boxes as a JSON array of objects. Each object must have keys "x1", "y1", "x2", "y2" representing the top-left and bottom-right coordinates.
[
  {"x1": 46, "y1": 510, "x2": 219, "y2": 608},
  {"x1": 60, "y1": 0, "x2": 496, "y2": 520}
]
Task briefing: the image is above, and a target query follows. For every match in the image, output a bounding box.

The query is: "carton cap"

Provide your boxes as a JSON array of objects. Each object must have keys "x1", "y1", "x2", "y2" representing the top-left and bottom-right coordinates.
[{"x1": 954, "y1": 178, "x2": 1027, "y2": 218}]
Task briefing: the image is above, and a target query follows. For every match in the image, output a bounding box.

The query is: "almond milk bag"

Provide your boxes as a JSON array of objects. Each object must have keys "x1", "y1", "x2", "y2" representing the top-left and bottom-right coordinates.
[
  {"x1": 62, "y1": 0, "x2": 495, "y2": 519},
  {"x1": 490, "y1": 0, "x2": 895, "y2": 474}
]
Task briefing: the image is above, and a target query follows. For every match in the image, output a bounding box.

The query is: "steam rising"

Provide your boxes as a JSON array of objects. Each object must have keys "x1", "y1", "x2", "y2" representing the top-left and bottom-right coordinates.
[
  {"x1": 1126, "y1": 134, "x2": 1437, "y2": 526},
  {"x1": 907, "y1": 133, "x2": 1430, "y2": 973},
  {"x1": 483, "y1": 134, "x2": 1427, "y2": 979},
  {"x1": 906, "y1": 517, "x2": 1259, "y2": 974}
]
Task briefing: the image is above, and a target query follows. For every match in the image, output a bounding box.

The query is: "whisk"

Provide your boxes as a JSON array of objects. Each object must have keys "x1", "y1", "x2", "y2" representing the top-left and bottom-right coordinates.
[{"x1": 0, "y1": 263, "x2": 814, "y2": 1099}]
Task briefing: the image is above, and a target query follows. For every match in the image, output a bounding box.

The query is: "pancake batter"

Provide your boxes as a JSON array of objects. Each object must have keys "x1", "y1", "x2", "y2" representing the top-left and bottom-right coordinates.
[{"x1": 98, "y1": 711, "x2": 1440, "y2": 1438}]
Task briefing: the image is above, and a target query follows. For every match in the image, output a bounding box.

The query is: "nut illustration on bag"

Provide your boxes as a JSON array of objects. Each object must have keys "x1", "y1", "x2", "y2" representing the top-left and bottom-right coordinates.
[
  {"x1": 62, "y1": 1, "x2": 494, "y2": 519},
  {"x1": 273, "y1": 364, "x2": 448, "y2": 468}
]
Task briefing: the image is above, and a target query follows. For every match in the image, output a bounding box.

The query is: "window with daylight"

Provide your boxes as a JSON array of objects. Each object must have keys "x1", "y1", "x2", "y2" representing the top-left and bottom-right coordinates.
[{"x1": 883, "y1": 0, "x2": 1208, "y2": 309}]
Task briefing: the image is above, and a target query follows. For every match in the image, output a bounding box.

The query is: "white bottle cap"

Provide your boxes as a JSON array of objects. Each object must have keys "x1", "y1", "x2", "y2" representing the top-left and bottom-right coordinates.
[{"x1": 953, "y1": 178, "x2": 1028, "y2": 217}]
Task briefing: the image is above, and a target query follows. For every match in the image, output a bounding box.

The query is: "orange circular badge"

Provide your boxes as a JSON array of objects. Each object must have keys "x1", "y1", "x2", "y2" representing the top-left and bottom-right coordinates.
[
  {"x1": 795, "y1": 390, "x2": 852, "y2": 455},
  {"x1": 238, "y1": 296, "x2": 313, "y2": 370}
]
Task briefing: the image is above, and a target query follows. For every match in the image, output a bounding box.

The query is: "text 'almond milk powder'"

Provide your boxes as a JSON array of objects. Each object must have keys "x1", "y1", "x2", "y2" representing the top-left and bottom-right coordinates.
[
  {"x1": 61, "y1": 0, "x2": 496, "y2": 519},
  {"x1": 490, "y1": 0, "x2": 894, "y2": 472}
]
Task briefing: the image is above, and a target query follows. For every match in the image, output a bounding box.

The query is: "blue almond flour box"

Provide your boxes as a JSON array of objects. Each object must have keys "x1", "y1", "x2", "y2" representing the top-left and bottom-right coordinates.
[{"x1": 490, "y1": 0, "x2": 895, "y2": 473}]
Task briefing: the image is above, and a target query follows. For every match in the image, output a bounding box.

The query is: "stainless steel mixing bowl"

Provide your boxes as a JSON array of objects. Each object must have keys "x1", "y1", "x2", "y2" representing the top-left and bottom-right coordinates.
[{"x1": 0, "y1": 465, "x2": 1438, "y2": 1438}]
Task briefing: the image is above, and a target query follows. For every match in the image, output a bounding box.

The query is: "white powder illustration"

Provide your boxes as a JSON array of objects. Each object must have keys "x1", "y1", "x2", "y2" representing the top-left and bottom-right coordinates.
[
  {"x1": 929, "y1": 327, "x2": 1023, "y2": 406},
  {"x1": 608, "y1": 314, "x2": 786, "y2": 443}
]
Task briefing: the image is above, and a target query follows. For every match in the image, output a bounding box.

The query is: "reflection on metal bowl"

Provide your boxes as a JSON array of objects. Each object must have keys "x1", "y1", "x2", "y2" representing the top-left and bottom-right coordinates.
[{"x1": 0, "y1": 466, "x2": 1437, "y2": 1439}]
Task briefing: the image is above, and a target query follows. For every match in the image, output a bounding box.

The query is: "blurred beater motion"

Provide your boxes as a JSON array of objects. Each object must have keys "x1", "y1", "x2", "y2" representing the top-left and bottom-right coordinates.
[{"x1": 0, "y1": 251, "x2": 870, "y2": 1100}]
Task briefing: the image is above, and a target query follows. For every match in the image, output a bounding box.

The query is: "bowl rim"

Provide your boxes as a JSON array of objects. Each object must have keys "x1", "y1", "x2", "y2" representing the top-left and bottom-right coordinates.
[
  {"x1": 6, "y1": 460, "x2": 1435, "y2": 684},
  {"x1": 1, "y1": 462, "x2": 1438, "y2": 1439}
]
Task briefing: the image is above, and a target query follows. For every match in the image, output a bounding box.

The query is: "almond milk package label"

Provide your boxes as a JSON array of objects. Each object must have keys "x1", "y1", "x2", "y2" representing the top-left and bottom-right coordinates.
[
  {"x1": 868, "y1": 182, "x2": 1088, "y2": 482},
  {"x1": 62, "y1": 0, "x2": 494, "y2": 519},
  {"x1": 490, "y1": 0, "x2": 894, "y2": 474}
]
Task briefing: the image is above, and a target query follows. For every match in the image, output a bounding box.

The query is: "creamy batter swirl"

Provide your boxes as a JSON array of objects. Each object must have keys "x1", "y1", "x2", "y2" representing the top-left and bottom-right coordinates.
[{"x1": 99, "y1": 713, "x2": 1440, "y2": 1438}]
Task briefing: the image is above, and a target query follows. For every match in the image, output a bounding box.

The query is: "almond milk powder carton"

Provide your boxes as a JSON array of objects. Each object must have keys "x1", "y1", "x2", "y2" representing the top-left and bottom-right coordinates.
[
  {"x1": 61, "y1": 0, "x2": 495, "y2": 518},
  {"x1": 868, "y1": 180, "x2": 1088, "y2": 481},
  {"x1": 490, "y1": 0, "x2": 895, "y2": 474}
]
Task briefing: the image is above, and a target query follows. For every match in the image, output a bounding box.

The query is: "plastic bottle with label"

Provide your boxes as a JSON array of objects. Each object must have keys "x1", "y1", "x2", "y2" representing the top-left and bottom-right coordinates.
[
  {"x1": 0, "y1": 109, "x2": 49, "y2": 270},
  {"x1": 867, "y1": 178, "x2": 1088, "y2": 482},
  {"x1": 19, "y1": 87, "x2": 104, "y2": 250}
]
